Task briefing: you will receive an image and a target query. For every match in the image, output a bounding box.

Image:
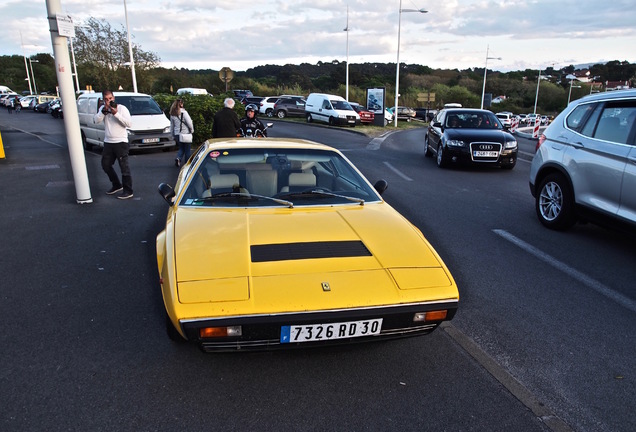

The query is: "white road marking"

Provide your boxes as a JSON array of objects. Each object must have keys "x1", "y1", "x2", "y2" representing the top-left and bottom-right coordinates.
[
  {"x1": 383, "y1": 161, "x2": 413, "y2": 181},
  {"x1": 493, "y1": 229, "x2": 636, "y2": 313}
]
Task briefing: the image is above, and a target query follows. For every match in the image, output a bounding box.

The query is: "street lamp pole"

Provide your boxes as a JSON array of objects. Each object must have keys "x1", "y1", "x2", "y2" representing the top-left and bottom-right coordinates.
[
  {"x1": 568, "y1": 79, "x2": 581, "y2": 105},
  {"x1": 123, "y1": 0, "x2": 138, "y2": 92},
  {"x1": 534, "y1": 69, "x2": 541, "y2": 114},
  {"x1": 20, "y1": 32, "x2": 33, "y2": 95},
  {"x1": 70, "y1": 37, "x2": 80, "y2": 93},
  {"x1": 344, "y1": 5, "x2": 349, "y2": 101},
  {"x1": 480, "y1": 45, "x2": 501, "y2": 109},
  {"x1": 29, "y1": 59, "x2": 39, "y2": 95},
  {"x1": 394, "y1": 1, "x2": 427, "y2": 127}
]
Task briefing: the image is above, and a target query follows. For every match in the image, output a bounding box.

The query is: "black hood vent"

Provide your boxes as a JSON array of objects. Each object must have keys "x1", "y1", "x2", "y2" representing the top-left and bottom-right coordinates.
[{"x1": 251, "y1": 240, "x2": 371, "y2": 262}]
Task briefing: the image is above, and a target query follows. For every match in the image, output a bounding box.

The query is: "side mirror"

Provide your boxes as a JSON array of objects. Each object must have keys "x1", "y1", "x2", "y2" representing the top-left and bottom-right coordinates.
[
  {"x1": 374, "y1": 179, "x2": 388, "y2": 195},
  {"x1": 433, "y1": 121, "x2": 442, "y2": 128},
  {"x1": 266, "y1": 122, "x2": 274, "y2": 128},
  {"x1": 158, "y1": 183, "x2": 176, "y2": 206}
]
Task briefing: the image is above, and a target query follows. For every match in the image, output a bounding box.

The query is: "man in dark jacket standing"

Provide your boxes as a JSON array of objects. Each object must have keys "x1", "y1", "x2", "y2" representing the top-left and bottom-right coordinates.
[{"x1": 212, "y1": 98, "x2": 241, "y2": 138}]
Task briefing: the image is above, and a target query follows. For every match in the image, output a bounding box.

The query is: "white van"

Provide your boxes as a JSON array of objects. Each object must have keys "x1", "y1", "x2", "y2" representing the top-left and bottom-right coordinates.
[
  {"x1": 305, "y1": 93, "x2": 360, "y2": 126},
  {"x1": 77, "y1": 92, "x2": 174, "y2": 150},
  {"x1": 177, "y1": 88, "x2": 211, "y2": 96},
  {"x1": 0, "y1": 85, "x2": 15, "y2": 94}
]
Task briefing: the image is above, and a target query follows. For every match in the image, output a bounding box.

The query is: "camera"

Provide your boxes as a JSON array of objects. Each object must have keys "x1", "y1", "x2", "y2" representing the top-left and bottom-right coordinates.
[{"x1": 109, "y1": 100, "x2": 117, "y2": 108}]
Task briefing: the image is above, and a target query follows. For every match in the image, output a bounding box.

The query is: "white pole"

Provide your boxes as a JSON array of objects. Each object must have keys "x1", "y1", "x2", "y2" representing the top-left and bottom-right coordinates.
[
  {"x1": 29, "y1": 59, "x2": 38, "y2": 95},
  {"x1": 45, "y1": 0, "x2": 93, "y2": 204},
  {"x1": 394, "y1": 0, "x2": 402, "y2": 128},
  {"x1": 20, "y1": 32, "x2": 33, "y2": 95},
  {"x1": 124, "y1": 0, "x2": 138, "y2": 93},
  {"x1": 481, "y1": 45, "x2": 489, "y2": 110},
  {"x1": 534, "y1": 69, "x2": 541, "y2": 114},
  {"x1": 344, "y1": 5, "x2": 349, "y2": 101},
  {"x1": 70, "y1": 37, "x2": 80, "y2": 93}
]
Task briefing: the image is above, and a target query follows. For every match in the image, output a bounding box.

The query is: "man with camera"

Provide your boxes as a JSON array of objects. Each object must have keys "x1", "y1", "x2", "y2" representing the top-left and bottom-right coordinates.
[{"x1": 94, "y1": 90, "x2": 134, "y2": 199}]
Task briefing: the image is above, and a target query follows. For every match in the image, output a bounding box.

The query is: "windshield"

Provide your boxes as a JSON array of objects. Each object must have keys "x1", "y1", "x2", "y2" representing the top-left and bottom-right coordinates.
[
  {"x1": 180, "y1": 147, "x2": 381, "y2": 207},
  {"x1": 445, "y1": 111, "x2": 502, "y2": 129},
  {"x1": 114, "y1": 96, "x2": 163, "y2": 115},
  {"x1": 331, "y1": 100, "x2": 354, "y2": 111}
]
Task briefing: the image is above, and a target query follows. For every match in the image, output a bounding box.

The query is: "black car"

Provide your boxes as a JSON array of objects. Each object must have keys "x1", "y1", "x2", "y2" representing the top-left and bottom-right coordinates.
[
  {"x1": 425, "y1": 108, "x2": 518, "y2": 169},
  {"x1": 241, "y1": 96, "x2": 264, "y2": 106},
  {"x1": 34, "y1": 100, "x2": 54, "y2": 113},
  {"x1": 273, "y1": 97, "x2": 306, "y2": 118}
]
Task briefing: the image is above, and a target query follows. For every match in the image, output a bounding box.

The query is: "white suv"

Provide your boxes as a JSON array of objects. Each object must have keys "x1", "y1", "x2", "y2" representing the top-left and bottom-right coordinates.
[{"x1": 529, "y1": 89, "x2": 636, "y2": 231}]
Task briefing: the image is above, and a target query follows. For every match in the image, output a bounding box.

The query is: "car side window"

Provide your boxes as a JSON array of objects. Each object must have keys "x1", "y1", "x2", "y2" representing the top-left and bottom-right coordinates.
[
  {"x1": 591, "y1": 101, "x2": 636, "y2": 144},
  {"x1": 567, "y1": 102, "x2": 598, "y2": 133}
]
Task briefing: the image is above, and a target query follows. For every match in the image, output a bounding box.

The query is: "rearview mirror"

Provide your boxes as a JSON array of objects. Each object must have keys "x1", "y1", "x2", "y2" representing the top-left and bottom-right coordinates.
[
  {"x1": 158, "y1": 183, "x2": 176, "y2": 206},
  {"x1": 374, "y1": 180, "x2": 388, "y2": 195}
]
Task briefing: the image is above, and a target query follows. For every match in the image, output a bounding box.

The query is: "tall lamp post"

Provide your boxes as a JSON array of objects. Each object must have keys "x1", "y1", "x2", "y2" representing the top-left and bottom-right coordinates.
[
  {"x1": 567, "y1": 78, "x2": 581, "y2": 105},
  {"x1": 344, "y1": 5, "x2": 349, "y2": 101},
  {"x1": 533, "y1": 69, "x2": 542, "y2": 115},
  {"x1": 394, "y1": 1, "x2": 427, "y2": 127},
  {"x1": 480, "y1": 45, "x2": 501, "y2": 109},
  {"x1": 29, "y1": 59, "x2": 39, "y2": 95},
  {"x1": 123, "y1": 0, "x2": 138, "y2": 92},
  {"x1": 69, "y1": 37, "x2": 80, "y2": 93}
]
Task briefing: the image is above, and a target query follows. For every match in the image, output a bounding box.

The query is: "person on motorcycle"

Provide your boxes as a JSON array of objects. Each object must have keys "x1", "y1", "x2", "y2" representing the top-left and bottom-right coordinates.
[{"x1": 240, "y1": 104, "x2": 267, "y2": 137}]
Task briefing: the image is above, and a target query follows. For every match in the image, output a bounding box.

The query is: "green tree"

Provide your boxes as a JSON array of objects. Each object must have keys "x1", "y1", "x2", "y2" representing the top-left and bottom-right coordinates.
[{"x1": 73, "y1": 17, "x2": 160, "y2": 93}]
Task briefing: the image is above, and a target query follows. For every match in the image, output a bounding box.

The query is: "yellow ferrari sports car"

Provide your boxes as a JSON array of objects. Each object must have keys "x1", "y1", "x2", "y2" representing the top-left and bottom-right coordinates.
[{"x1": 156, "y1": 138, "x2": 459, "y2": 351}]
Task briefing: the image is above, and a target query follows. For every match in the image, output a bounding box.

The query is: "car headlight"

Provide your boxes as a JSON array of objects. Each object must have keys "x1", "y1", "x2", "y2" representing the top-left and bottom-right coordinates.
[
  {"x1": 446, "y1": 139, "x2": 465, "y2": 147},
  {"x1": 163, "y1": 126, "x2": 171, "y2": 133},
  {"x1": 127, "y1": 129, "x2": 133, "y2": 135},
  {"x1": 504, "y1": 140, "x2": 517, "y2": 149}
]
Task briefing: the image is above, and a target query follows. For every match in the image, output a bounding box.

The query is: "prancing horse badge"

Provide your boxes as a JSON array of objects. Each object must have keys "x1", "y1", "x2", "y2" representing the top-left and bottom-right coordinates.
[{"x1": 321, "y1": 282, "x2": 331, "y2": 292}]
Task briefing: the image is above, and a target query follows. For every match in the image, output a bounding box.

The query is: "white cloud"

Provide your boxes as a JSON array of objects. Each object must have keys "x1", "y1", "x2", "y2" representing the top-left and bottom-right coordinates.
[{"x1": 1, "y1": 0, "x2": 635, "y2": 72}]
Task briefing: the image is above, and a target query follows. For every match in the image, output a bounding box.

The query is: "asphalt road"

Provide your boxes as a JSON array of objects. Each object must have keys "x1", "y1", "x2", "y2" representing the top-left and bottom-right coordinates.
[{"x1": 1, "y1": 109, "x2": 634, "y2": 432}]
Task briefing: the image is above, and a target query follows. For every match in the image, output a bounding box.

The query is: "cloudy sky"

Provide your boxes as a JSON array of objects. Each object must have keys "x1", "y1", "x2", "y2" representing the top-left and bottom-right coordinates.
[{"x1": 3, "y1": 0, "x2": 636, "y2": 72}]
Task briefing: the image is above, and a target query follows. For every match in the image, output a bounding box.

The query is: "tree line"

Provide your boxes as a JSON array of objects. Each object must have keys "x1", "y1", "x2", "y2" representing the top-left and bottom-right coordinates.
[{"x1": 1, "y1": 17, "x2": 634, "y2": 115}]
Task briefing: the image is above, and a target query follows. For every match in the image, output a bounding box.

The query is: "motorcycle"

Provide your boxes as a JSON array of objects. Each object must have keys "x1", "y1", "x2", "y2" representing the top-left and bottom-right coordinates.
[{"x1": 238, "y1": 122, "x2": 273, "y2": 138}]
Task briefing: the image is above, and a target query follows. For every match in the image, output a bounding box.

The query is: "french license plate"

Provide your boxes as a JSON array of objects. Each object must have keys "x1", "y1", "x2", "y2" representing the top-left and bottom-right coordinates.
[
  {"x1": 473, "y1": 151, "x2": 498, "y2": 157},
  {"x1": 280, "y1": 318, "x2": 383, "y2": 343},
  {"x1": 142, "y1": 138, "x2": 160, "y2": 143}
]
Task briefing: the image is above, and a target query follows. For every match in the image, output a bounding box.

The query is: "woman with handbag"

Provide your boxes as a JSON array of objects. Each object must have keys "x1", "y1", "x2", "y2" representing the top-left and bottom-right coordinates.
[{"x1": 169, "y1": 99, "x2": 194, "y2": 167}]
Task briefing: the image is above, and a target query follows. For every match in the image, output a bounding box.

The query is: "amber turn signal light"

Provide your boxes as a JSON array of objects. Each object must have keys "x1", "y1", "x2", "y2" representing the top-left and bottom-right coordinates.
[
  {"x1": 413, "y1": 310, "x2": 447, "y2": 322},
  {"x1": 199, "y1": 326, "x2": 242, "y2": 338}
]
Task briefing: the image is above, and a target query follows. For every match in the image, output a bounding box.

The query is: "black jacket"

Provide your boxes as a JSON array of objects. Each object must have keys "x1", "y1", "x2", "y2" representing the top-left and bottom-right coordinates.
[
  {"x1": 212, "y1": 108, "x2": 241, "y2": 138},
  {"x1": 239, "y1": 117, "x2": 267, "y2": 137}
]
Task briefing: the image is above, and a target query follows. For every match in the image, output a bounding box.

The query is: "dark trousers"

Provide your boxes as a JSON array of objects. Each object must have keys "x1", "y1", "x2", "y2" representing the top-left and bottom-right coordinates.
[
  {"x1": 102, "y1": 141, "x2": 133, "y2": 193},
  {"x1": 175, "y1": 135, "x2": 191, "y2": 164}
]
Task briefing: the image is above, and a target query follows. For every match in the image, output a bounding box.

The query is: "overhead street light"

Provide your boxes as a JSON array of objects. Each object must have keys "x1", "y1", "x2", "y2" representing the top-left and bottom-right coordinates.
[
  {"x1": 394, "y1": 1, "x2": 427, "y2": 127},
  {"x1": 480, "y1": 45, "x2": 501, "y2": 109},
  {"x1": 568, "y1": 78, "x2": 582, "y2": 105},
  {"x1": 123, "y1": 0, "x2": 138, "y2": 92},
  {"x1": 29, "y1": 59, "x2": 39, "y2": 95}
]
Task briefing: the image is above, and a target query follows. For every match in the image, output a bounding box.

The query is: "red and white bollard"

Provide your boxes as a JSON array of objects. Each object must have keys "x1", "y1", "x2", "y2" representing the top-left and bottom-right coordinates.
[
  {"x1": 511, "y1": 117, "x2": 519, "y2": 133},
  {"x1": 533, "y1": 117, "x2": 541, "y2": 139}
]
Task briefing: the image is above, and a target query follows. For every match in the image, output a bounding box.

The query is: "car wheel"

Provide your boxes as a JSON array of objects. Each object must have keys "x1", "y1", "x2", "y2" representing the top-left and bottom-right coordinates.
[
  {"x1": 536, "y1": 172, "x2": 576, "y2": 230},
  {"x1": 81, "y1": 131, "x2": 92, "y2": 150},
  {"x1": 266, "y1": 109, "x2": 273, "y2": 117},
  {"x1": 328, "y1": 117, "x2": 336, "y2": 126},
  {"x1": 277, "y1": 110, "x2": 286, "y2": 119},
  {"x1": 306, "y1": 113, "x2": 312, "y2": 123},
  {"x1": 424, "y1": 135, "x2": 433, "y2": 157},
  {"x1": 436, "y1": 143, "x2": 448, "y2": 168},
  {"x1": 166, "y1": 313, "x2": 186, "y2": 342}
]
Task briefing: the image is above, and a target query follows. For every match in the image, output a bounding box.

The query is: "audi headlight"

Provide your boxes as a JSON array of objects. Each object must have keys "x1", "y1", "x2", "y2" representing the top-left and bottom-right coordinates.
[
  {"x1": 446, "y1": 139, "x2": 465, "y2": 147},
  {"x1": 504, "y1": 140, "x2": 517, "y2": 149}
]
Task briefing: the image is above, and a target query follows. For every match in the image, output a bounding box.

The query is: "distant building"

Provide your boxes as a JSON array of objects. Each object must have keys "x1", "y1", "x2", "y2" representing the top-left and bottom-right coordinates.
[{"x1": 605, "y1": 81, "x2": 631, "y2": 91}]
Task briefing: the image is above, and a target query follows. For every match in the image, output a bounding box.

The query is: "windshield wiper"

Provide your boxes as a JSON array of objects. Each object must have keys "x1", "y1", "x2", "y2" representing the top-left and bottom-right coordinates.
[
  {"x1": 193, "y1": 192, "x2": 293, "y2": 207},
  {"x1": 277, "y1": 189, "x2": 364, "y2": 205}
]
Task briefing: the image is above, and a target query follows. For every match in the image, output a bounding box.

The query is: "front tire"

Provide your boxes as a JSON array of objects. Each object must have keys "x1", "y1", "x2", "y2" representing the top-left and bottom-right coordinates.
[
  {"x1": 306, "y1": 113, "x2": 312, "y2": 123},
  {"x1": 328, "y1": 117, "x2": 336, "y2": 126},
  {"x1": 536, "y1": 172, "x2": 576, "y2": 230},
  {"x1": 166, "y1": 313, "x2": 186, "y2": 342},
  {"x1": 436, "y1": 143, "x2": 448, "y2": 168},
  {"x1": 424, "y1": 135, "x2": 433, "y2": 157}
]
